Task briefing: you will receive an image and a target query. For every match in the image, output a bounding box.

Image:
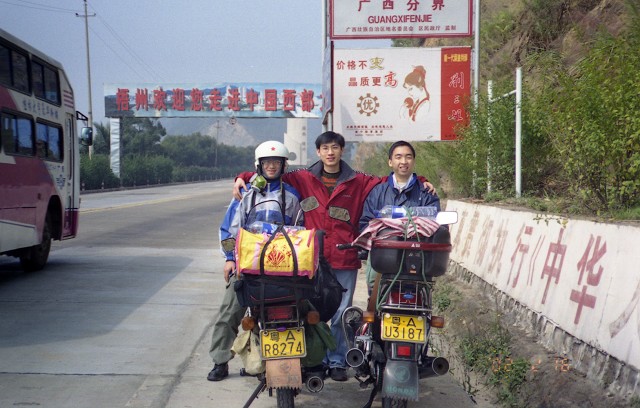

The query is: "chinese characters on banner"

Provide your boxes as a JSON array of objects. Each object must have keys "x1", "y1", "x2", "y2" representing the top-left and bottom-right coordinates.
[
  {"x1": 330, "y1": 0, "x2": 473, "y2": 39},
  {"x1": 446, "y1": 200, "x2": 640, "y2": 370},
  {"x1": 103, "y1": 83, "x2": 323, "y2": 118},
  {"x1": 332, "y1": 47, "x2": 470, "y2": 142}
]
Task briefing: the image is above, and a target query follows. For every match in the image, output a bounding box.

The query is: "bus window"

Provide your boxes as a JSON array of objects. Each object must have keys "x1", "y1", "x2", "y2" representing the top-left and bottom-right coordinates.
[
  {"x1": 0, "y1": 44, "x2": 10, "y2": 86},
  {"x1": 36, "y1": 121, "x2": 62, "y2": 161},
  {"x1": 11, "y1": 50, "x2": 29, "y2": 93},
  {"x1": 1, "y1": 114, "x2": 15, "y2": 153},
  {"x1": 1, "y1": 112, "x2": 34, "y2": 156},
  {"x1": 43, "y1": 65, "x2": 59, "y2": 104},
  {"x1": 33, "y1": 60, "x2": 45, "y2": 99},
  {"x1": 33, "y1": 59, "x2": 60, "y2": 104}
]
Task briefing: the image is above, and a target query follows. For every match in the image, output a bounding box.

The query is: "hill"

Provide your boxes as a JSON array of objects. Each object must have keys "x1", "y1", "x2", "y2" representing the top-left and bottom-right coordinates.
[{"x1": 159, "y1": 117, "x2": 323, "y2": 154}]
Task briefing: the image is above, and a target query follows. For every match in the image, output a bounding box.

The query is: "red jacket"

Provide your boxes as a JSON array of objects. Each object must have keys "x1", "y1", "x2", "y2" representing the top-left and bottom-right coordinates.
[{"x1": 240, "y1": 160, "x2": 381, "y2": 270}]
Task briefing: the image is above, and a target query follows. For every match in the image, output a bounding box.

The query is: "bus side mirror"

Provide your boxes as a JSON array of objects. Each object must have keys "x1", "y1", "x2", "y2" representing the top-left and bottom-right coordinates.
[{"x1": 80, "y1": 127, "x2": 93, "y2": 147}]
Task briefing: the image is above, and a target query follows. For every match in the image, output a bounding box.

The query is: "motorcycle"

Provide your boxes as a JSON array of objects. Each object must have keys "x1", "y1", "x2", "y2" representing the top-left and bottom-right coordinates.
[
  {"x1": 339, "y1": 210, "x2": 457, "y2": 408},
  {"x1": 239, "y1": 291, "x2": 328, "y2": 408},
  {"x1": 235, "y1": 216, "x2": 337, "y2": 408}
]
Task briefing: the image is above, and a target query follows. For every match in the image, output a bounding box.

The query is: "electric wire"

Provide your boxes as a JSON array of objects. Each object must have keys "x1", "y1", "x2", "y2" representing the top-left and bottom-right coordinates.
[{"x1": 4, "y1": 0, "x2": 163, "y2": 83}]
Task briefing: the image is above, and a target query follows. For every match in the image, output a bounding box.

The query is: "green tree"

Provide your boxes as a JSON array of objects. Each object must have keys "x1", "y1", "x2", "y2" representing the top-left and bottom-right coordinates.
[
  {"x1": 92, "y1": 122, "x2": 111, "y2": 155},
  {"x1": 162, "y1": 133, "x2": 214, "y2": 167},
  {"x1": 121, "y1": 117, "x2": 166, "y2": 157},
  {"x1": 80, "y1": 154, "x2": 120, "y2": 190}
]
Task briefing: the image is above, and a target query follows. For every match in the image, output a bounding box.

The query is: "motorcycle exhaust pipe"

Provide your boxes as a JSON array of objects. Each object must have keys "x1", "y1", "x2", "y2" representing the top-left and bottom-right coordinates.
[
  {"x1": 346, "y1": 348, "x2": 366, "y2": 368},
  {"x1": 306, "y1": 375, "x2": 324, "y2": 393},
  {"x1": 419, "y1": 357, "x2": 449, "y2": 378}
]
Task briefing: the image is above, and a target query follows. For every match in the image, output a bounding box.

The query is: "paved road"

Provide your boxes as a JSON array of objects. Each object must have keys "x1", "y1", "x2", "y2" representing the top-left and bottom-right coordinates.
[{"x1": 0, "y1": 182, "x2": 478, "y2": 408}]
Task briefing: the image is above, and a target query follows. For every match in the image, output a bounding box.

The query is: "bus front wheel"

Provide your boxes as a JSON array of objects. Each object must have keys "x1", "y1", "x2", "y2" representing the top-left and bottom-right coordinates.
[{"x1": 20, "y1": 215, "x2": 52, "y2": 272}]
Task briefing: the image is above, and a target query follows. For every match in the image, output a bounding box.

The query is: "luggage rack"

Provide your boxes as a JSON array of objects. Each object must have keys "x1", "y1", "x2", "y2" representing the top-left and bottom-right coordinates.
[{"x1": 378, "y1": 279, "x2": 432, "y2": 312}]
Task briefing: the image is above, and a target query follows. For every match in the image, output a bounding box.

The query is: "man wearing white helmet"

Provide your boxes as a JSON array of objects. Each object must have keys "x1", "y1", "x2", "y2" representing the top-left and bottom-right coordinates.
[{"x1": 207, "y1": 140, "x2": 303, "y2": 382}]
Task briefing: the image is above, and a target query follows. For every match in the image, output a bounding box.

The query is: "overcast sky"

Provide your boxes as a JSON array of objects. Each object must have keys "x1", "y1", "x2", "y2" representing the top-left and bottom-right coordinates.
[{"x1": 1, "y1": 0, "x2": 389, "y2": 126}]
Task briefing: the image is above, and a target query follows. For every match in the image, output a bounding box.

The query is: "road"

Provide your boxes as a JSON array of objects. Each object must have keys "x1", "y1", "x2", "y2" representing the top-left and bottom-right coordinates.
[{"x1": 0, "y1": 182, "x2": 478, "y2": 408}]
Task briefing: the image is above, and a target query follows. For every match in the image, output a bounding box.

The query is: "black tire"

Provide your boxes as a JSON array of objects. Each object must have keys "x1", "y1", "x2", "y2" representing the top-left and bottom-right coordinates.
[
  {"x1": 20, "y1": 214, "x2": 52, "y2": 272},
  {"x1": 276, "y1": 388, "x2": 295, "y2": 408},
  {"x1": 382, "y1": 397, "x2": 408, "y2": 408}
]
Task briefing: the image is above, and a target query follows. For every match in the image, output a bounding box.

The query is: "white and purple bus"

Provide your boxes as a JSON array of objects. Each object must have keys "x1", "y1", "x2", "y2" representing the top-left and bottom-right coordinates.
[{"x1": 0, "y1": 28, "x2": 92, "y2": 271}]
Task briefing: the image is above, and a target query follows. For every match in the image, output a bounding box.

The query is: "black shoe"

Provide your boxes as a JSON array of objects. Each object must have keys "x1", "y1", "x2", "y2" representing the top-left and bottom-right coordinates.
[
  {"x1": 207, "y1": 363, "x2": 229, "y2": 381},
  {"x1": 329, "y1": 367, "x2": 348, "y2": 382}
]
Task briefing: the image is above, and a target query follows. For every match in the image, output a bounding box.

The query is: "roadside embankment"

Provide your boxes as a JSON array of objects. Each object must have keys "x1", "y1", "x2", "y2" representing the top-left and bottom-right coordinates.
[{"x1": 439, "y1": 199, "x2": 639, "y2": 406}]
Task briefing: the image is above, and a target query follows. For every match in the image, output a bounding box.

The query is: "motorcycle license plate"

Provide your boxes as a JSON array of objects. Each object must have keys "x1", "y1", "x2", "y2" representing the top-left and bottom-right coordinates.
[
  {"x1": 260, "y1": 328, "x2": 306, "y2": 359},
  {"x1": 381, "y1": 313, "x2": 426, "y2": 343}
]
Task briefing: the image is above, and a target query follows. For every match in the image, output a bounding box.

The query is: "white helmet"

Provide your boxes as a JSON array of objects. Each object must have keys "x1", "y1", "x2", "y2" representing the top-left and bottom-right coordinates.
[{"x1": 254, "y1": 141, "x2": 289, "y2": 166}]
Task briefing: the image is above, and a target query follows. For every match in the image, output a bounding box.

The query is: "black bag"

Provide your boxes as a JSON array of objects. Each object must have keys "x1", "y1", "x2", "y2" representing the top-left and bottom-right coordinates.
[
  {"x1": 308, "y1": 255, "x2": 345, "y2": 322},
  {"x1": 234, "y1": 275, "x2": 314, "y2": 307}
]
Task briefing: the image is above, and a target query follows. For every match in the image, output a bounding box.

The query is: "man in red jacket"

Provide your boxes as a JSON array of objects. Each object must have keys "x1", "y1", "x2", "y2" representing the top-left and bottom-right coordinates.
[{"x1": 234, "y1": 131, "x2": 433, "y2": 381}]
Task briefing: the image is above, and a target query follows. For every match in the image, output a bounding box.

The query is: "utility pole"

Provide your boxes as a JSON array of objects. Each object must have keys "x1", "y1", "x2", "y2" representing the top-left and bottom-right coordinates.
[{"x1": 76, "y1": 0, "x2": 95, "y2": 158}]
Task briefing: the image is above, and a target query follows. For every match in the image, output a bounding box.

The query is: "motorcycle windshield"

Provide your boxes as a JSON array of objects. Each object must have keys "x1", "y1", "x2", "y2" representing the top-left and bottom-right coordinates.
[{"x1": 244, "y1": 199, "x2": 285, "y2": 226}]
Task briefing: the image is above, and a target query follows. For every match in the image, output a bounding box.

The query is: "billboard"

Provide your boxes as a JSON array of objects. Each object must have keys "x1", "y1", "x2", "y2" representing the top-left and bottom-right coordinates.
[
  {"x1": 332, "y1": 47, "x2": 471, "y2": 142},
  {"x1": 330, "y1": 0, "x2": 473, "y2": 39},
  {"x1": 104, "y1": 83, "x2": 322, "y2": 118}
]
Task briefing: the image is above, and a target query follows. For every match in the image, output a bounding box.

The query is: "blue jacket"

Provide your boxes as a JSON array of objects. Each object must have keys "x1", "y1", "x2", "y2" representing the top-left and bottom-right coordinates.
[
  {"x1": 219, "y1": 179, "x2": 303, "y2": 261},
  {"x1": 359, "y1": 173, "x2": 440, "y2": 232}
]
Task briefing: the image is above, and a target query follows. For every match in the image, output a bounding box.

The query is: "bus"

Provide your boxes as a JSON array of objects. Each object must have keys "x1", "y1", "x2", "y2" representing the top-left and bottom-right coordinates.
[{"x1": 0, "y1": 28, "x2": 92, "y2": 271}]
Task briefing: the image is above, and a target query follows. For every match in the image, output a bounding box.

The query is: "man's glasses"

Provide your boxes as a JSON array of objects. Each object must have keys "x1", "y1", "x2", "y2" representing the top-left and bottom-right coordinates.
[{"x1": 260, "y1": 159, "x2": 282, "y2": 168}]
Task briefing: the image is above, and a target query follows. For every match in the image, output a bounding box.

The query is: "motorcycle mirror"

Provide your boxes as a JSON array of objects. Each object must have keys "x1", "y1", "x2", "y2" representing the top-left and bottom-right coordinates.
[{"x1": 436, "y1": 211, "x2": 458, "y2": 225}]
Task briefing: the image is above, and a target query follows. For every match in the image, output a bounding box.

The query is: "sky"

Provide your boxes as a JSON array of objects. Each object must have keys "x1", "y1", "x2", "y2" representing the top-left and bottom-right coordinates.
[{"x1": 1, "y1": 0, "x2": 390, "y2": 126}]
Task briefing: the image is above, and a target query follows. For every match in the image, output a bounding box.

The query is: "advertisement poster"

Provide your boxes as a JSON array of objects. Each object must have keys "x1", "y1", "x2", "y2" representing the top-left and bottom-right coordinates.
[
  {"x1": 330, "y1": 0, "x2": 473, "y2": 39},
  {"x1": 332, "y1": 47, "x2": 471, "y2": 142}
]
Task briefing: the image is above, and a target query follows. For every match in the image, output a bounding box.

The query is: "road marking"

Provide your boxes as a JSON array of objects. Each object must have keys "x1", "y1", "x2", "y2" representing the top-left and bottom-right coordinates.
[{"x1": 80, "y1": 192, "x2": 215, "y2": 213}]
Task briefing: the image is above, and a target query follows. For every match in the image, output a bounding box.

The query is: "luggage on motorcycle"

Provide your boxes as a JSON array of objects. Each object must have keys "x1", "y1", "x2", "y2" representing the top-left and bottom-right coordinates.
[
  {"x1": 301, "y1": 321, "x2": 336, "y2": 367},
  {"x1": 231, "y1": 330, "x2": 265, "y2": 375},
  {"x1": 235, "y1": 227, "x2": 343, "y2": 322},
  {"x1": 370, "y1": 225, "x2": 451, "y2": 278},
  {"x1": 235, "y1": 225, "x2": 320, "y2": 278},
  {"x1": 234, "y1": 274, "x2": 314, "y2": 307},
  {"x1": 235, "y1": 224, "x2": 316, "y2": 307},
  {"x1": 308, "y1": 252, "x2": 344, "y2": 322}
]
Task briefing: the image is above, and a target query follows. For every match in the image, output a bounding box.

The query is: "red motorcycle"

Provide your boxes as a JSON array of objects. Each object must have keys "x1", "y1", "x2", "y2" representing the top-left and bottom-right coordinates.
[{"x1": 340, "y1": 211, "x2": 457, "y2": 408}]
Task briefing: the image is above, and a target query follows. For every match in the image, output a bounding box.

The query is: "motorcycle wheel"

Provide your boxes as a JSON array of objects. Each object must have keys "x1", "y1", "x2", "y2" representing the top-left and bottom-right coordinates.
[
  {"x1": 382, "y1": 397, "x2": 408, "y2": 408},
  {"x1": 276, "y1": 388, "x2": 295, "y2": 408}
]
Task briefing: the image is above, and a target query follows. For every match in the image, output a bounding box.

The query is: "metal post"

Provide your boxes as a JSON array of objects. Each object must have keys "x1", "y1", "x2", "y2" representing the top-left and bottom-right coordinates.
[
  {"x1": 214, "y1": 119, "x2": 220, "y2": 168},
  {"x1": 515, "y1": 67, "x2": 522, "y2": 198},
  {"x1": 487, "y1": 80, "x2": 493, "y2": 193},
  {"x1": 76, "y1": 0, "x2": 95, "y2": 158},
  {"x1": 487, "y1": 67, "x2": 522, "y2": 198},
  {"x1": 473, "y1": 0, "x2": 480, "y2": 106}
]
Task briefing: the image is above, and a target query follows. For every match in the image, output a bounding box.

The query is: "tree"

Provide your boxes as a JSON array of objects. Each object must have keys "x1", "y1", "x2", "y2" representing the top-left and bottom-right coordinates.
[
  {"x1": 92, "y1": 122, "x2": 111, "y2": 155},
  {"x1": 121, "y1": 117, "x2": 166, "y2": 157}
]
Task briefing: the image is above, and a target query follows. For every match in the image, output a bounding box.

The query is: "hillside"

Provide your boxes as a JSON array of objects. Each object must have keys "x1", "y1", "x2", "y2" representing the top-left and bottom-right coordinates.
[{"x1": 159, "y1": 117, "x2": 323, "y2": 155}]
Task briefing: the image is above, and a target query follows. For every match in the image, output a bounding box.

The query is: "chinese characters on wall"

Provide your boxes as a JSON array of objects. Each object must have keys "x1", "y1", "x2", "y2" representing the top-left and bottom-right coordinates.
[{"x1": 447, "y1": 200, "x2": 640, "y2": 369}]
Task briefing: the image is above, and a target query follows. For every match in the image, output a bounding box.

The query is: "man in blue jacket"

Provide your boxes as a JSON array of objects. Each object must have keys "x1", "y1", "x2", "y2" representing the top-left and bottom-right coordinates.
[
  {"x1": 208, "y1": 141, "x2": 303, "y2": 382},
  {"x1": 359, "y1": 140, "x2": 441, "y2": 292}
]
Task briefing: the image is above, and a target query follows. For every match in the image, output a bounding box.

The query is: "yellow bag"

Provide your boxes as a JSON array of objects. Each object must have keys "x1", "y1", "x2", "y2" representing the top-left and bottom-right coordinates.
[
  {"x1": 235, "y1": 227, "x2": 319, "y2": 278},
  {"x1": 231, "y1": 330, "x2": 265, "y2": 375}
]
